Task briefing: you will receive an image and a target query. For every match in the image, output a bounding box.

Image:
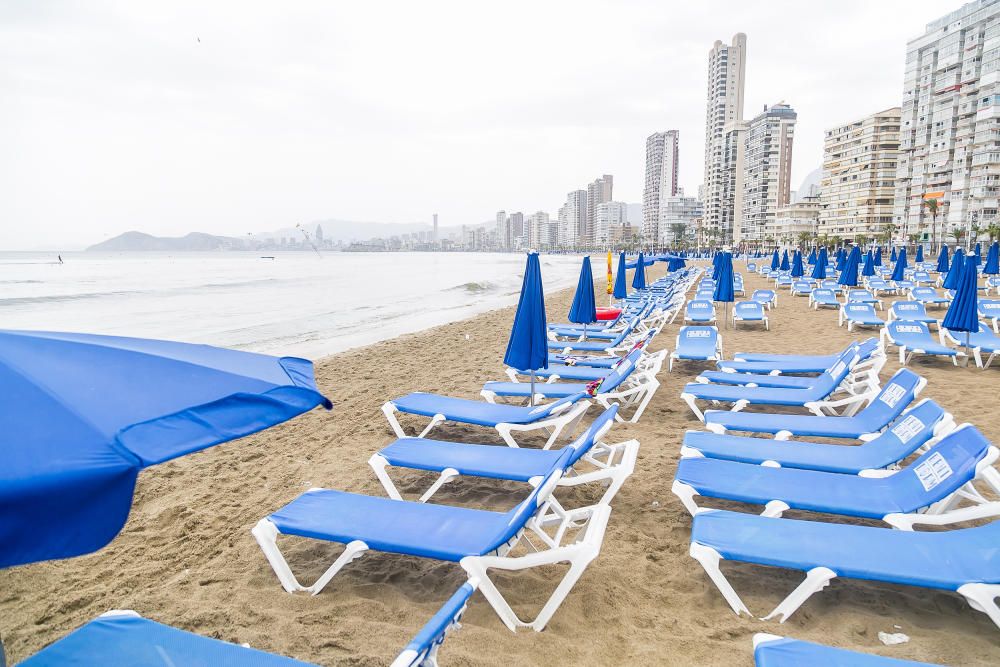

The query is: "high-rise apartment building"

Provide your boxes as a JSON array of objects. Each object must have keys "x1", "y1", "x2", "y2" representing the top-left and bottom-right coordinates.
[
  {"x1": 527, "y1": 211, "x2": 551, "y2": 247},
  {"x1": 432, "y1": 214, "x2": 439, "y2": 242},
  {"x1": 557, "y1": 190, "x2": 587, "y2": 247},
  {"x1": 642, "y1": 131, "x2": 680, "y2": 242},
  {"x1": 659, "y1": 194, "x2": 703, "y2": 246},
  {"x1": 495, "y1": 210, "x2": 507, "y2": 249},
  {"x1": 593, "y1": 201, "x2": 628, "y2": 245},
  {"x1": 738, "y1": 103, "x2": 797, "y2": 244},
  {"x1": 508, "y1": 212, "x2": 524, "y2": 248},
  {"x1": 721, "y1": 120, "x2": 748, "y2": 243},
  {"x1": 819, "y1": 108, "x2": 901, "y2": 241},
  {"x1": 895, "y1": 0, "x2": 1000, "y2": 244},
  {"x1": 703, "y1": 33, "x2": 747, "y2": 241},
  {"x1": 586, "y1": 175, "x2": 614, "y2": 243}
]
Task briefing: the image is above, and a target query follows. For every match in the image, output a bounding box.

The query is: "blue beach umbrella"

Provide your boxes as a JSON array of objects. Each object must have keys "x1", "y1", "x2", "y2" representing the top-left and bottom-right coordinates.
[
  {"x1": 770, "y1": 249, "x2": 780, "y2": 271},
  {"x1": 504, "y1": 252, "x2": 548, "y2": 404},
  {"x1": 985, "y1": 241, "x2": 999, "y2": 275},
  {"x1": 0, "y1": 330, "x2": 331, "y2": 570},
  {"x1": 890, "y1": 247, "x2": 898, "y2": 263},
  {"x1": 567, "y1": 256, "x2": 597, "y2": 339},
  {"x1": 861, "y1": 250, "x2": 876, "y2": 277},
  {"x1": 632, "y1": 252, "x2": 647, "y2": 290},
  {"x1": 915, "y1": 244, "x2": 924, "y2": 263},
  {"x1": 943, "y1": 248, "x2": 966, "y2": 290},
  {"x1": 713, "y1": 251, "x2": 735, "y2": 328},
  {"x1": 780, "y1": 249, "x2": 790, "y2": 272},
  {"x1": 874, "y1": 246, "x2": 883, "y2": 266},
  {"x1": 943, "y1": 255, "x2": 980, "y2": 364},
  {"x1": 936, "y1": 245, "x2": 950, "y2": 273},
  {"x1": 975, "y1": 242, "x2": 983, "y2": 265},
  {"x1": 807, "y1": 248, "x2": 817, "y2": 265},
  {"x1": 791, "y1": 250, "x2": 804, "y2": 278},
  {"x1": 613, "y1": 251, "x2": 628, "y2": 300},
  {"x1": 835, "y1": 248, "x2": 847, "y2": 272},
  {"x1": 811, "y1": 247, "x2": 828, "y2": 280},
  {"x1": 891, "y1": 247, "x2": 908, "y2": 281},
  {"x1": 712, "y1": 251, "x2": 723, "y2": 280},
  {"x1": 838, "y1": 246, "x2": 862, "y2": 287}
]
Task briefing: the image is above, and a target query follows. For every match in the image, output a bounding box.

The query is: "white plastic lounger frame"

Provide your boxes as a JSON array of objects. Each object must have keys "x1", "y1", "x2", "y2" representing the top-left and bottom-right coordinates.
[
  {"x1": 382, "y1": 398, "x2": 591, "y2": 449},
  {"x1": 252, "y1": 483, "x2": 613, "y2": 633},
  {"x1": 689, "y1": 502, "x2": 1000, "y2": 626},
  {"x1": 390, "y1": 579, "x2": 479, "y2": 667}
]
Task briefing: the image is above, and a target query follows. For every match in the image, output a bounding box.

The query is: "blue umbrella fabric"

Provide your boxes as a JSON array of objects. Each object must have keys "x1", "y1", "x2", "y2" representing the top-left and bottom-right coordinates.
[
  {"x1": 943, "y1": 255, "x2": 980, "y2": 364},
  {"x1": 874, "y1": 247, "x2": 883, "y2": 266},
  {"x1": 780, "y1": 250, "x2": 790, "y2": 272},
  {"x1": 632, "y1": 252, "x2": 647, "y2": 290},
  {"x1": 1, "y1": 330, "x2": 331, "y2": 569},
  {"x1": 975, "y1": 242, "x2": 983, "y2": 265},
  {"x1": 836, "y1": 248, "x2": 847, "y2": 272},
  {"x1": 985, "y1": 241, "x2": 1000, "y2": 275},
  {"x1": 861, "y1": 250, "x2": 876, "y2": 277},
  {"x1": 505, "y1": 252, "x2": 548, "y2": 372},
  {"x1": 770, "y1": 249, "x2": 780, "y2": 271},
  {"x1": 891, "y1": 247, "x2": 908, "y2": 281},
  {"x1": 613, "y1": 251, "x2": 628, "y2": 299},
  {"x1": 838, "y1": 246, "x2": 862, "y2": 287},
  {"x1": 916, "y1": 244, "x2": 924, "y2": 263},
  {"x1": 943, "y1": 248, "x2": 966, "y2": 290},
  {"x1": 713, "y1": 251, "x2": 735, "y2": 329},
  {"x1": 567, "y1": 256, "x2": 597, "y2": 334},
  {"x1": 891, "y1": 247, "x2": 898, "y2": 263},
  {"x1": 712, "y1": 252, "x2": 723, "y2": 280},
  {"x1": 811, "y1": 247, "x2": 828, "y2": 280},
  {"x1": 807, "y1": 248, "x2": 817, "y2": 265},
  {"x1": 936, "y1": 245, "x2": 950, "y2": 273},
  {"x1": 791, "y1": 250, "x2": 804, "y2": 278}
]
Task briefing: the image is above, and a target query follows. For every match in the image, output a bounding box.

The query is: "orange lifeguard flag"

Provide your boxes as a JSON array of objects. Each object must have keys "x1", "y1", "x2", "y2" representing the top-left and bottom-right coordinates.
[{"x1": 606, "y1": 251, "x2": 613, "y2": 294}]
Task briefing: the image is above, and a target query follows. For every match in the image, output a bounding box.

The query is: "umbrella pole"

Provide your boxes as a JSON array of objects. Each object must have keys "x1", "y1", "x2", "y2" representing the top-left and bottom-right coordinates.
[
  {"x1": 583, "y1": 323, "x2": 587, "y2": 341},
  {"x1": 530, "y1": 371, "x2": 536, "y2": 406},
  {"x1": 965, "y1": 332, "x2": 971, "y2": 368}
]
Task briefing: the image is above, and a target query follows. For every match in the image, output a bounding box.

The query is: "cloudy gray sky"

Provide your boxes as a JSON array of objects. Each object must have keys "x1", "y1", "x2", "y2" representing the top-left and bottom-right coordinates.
[{"x1": 2, "y1": 0, "x2": 961, "y2": 249}]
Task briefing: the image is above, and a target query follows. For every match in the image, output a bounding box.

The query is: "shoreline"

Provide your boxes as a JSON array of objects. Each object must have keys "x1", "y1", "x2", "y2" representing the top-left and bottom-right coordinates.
[{"x1": 2, "y1": 262, "x2": 998, "y2": 665}]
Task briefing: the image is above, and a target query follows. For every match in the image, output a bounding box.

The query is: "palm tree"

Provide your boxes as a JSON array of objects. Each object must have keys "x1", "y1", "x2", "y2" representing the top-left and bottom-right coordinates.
[
  {"x1": 922, "y1": 199, "x2": 939, "y2": 252},
  {"x1": 988, "y1": 223, "x2": 1000, "y2": 241},
  {"x1": 951, "y1": 228, "x2": 966, "y2": 247},
  {"x1": 671, "y1": 223, "x2": 687, "y2": 248},
  {"x1": 855, "y1": 234, "x2": 870, "y2": 248}
]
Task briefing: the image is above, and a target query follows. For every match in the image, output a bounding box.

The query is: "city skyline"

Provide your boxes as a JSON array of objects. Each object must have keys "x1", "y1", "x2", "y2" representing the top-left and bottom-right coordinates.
[{"x1": 2, "y1": 1, "x2": 960, "y2": 250}]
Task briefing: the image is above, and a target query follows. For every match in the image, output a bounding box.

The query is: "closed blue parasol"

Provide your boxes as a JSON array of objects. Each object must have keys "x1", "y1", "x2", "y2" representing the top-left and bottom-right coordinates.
[
  {"x1": 791, "y1": 250, "x2": 804, "y2": 278},
  {"x1": 943, "y1": 248, "x2": 966, "y2": 290},
  {"x1": 936, "y1": 245, "x2": 950, "y2": 273},
  {"x1": 975, "y1": 242, "x2": 983, "y2": 265},
  {"x1": 0, "y1": 330, "x2": 331, "y2": 569},
  {"x1": 811, "y1": 247, "x2": 828, "y2": 280},
  {"x1": 613, "y1": 251, "x2": 628, "y2": 299},
  {"x1": 874, "y1": 246, "x2": 883, "y2": 266},
  {"x1": 770, "y1": 249, "x2": 780, "y2": 271},
  {"x1": 713, "y1": 251, "x2": 735, "y2": 328},
  {"x1": 807, "y1": 248, "x2": 817, "y2": 265},
  {"x1": 567, "y1": 256, "x2": 597, "y2": 339},
  {"x1": 916, "y1": 244, "x2": 924, "y2": 263},
  {"x1": 985, "y1": 241, "x2": 1000, "y2": 275},
  {"x1": 838, "y1": 246, "x2": 862, "y2": 287},
  {"x1": 861, "y1": 250, "x2": 875, "y2": 277},
  {"x1": 943, "y1": 255, "x2": 980, "y2": 364},
  {"x1": 890, "y1": 247, "x2": 898, "y2": 263},
  {"x1": 780, "y1": 250, "x2": 790, "y2": 272},
  {"x1": 632, "y1": 252, "x2": 647, "y2": 290},
  {"x1": 890, "y1": 247, "x2": 908, "y2": 281},
  {"x1": 504, "y1": 252, "x2": 548, "y2": 404},
  {"x1": 836, "y1": 248, "x2": 847, "y2": 272}
]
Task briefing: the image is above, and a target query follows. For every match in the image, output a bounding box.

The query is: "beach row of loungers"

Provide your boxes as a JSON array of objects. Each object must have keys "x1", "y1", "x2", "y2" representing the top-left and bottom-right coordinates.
[
  {"x1": 245, "y1": 266, "x2": 702, "y2": 664},
  {"x1": 671, "y1": 337, "x2": 1000, "y2": 666}
]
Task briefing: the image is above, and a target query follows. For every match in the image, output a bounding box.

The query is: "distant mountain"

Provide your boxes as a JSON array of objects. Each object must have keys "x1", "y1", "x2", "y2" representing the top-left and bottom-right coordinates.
[{"x1": 86, "y1": 231, "x2": 245, "y2": 251}]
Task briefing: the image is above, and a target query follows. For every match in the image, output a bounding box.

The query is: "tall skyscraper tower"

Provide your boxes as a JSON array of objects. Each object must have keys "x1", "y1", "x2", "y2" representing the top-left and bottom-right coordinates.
[
  {"x1": 737, "y1": 103, "x2": 796, "y2": 244},
  {"x1": 585, "y1": 175, "x2": 614, "y2": 243},
  {"x1": 642, "y1": 130, "x2": 680, "y2": 243},
  {"x1": 703, "y1": 33, "x2": 747, "y2": 243},
  {"x1": 432, "y1": 213, "x2": 439, "y2": 242}
]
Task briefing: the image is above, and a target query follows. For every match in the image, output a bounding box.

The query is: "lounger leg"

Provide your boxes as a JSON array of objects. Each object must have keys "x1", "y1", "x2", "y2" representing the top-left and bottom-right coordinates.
[
  {"x1": 382, "y1": 402, "x2": 406, "y2": 437},
  {"x1": 958, "y1": 583, "x2": 1000, "y2": 630},
  {"x1": 308, "y1": 540, "x2": 370, "y2": 595},
  {"x1": 760, "y1": 500, "x2": 790, "y2": 518},
  {"x1": 730, "y1": 399, "x2": 749, "y2": 413},
  {"x1": 671, "y1": 480, "x2": 700, "y2": 515},
  {"x1": 680, "y1": 392, "x2": 705, "y2": 421},
  {"x1": 418, "y1": 468, "x2": 460, "y2": 503},
  {"x1": 368, "y1": 454, "x2": 403, "y2": 500},
  {"x1": 762, "y1": 567, "x2": 837, "y2": 622},
  {"x1": 689, "y1": 542, "x2": 752, "y2": 617},
  {"x1": 418, "y1": 414, "x2": 447, "y2": 438},
  {"x1": 252, "y1": 519, "x2": 370, "y2": 596}
]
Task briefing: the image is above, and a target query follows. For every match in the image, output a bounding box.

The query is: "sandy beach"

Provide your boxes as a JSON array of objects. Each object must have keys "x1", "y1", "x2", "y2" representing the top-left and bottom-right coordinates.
[{"x1": 2, "y1": 260, "x2": 999, "y2": 666}]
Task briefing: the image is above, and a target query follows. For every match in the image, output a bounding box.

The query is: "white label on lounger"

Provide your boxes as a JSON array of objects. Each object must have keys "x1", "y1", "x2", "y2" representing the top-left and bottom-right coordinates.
[
  {"x1": 829, "y1": 361, "x2": 846, "y2": 377},
  {"x1": 896, "y1": 325, "x2": 922, "y2": 333},
  {"x1": 890, "y1": 415, "x2": 924, "y2": 443},
  {"x1": 879, "y1": 384, "x2": 906, "y2": 408},
  {"x1": 897, "y1": 304, "x2": 918, "y2": 311},
  {"x1": 983, "y1": 304, "x2": 1000, "y2": 311},
  {"x1": 848, "y1": 305, "x2": 866, "y2": 312},
  {"x1": 914, "y1": 452, "x2": 953, "y2": 491},
  {"x1": 687, "y1": 330, "x2": 710, "y2": 338},
  {"x1": 691, "y1": 303, "x2": 708, "y2": 308}
]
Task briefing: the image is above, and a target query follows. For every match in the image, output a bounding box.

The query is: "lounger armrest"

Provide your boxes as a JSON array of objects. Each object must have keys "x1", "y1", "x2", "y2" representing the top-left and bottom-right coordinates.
[{"x1": 884, "y1": 501, "x2": 1000, "y2": 531}]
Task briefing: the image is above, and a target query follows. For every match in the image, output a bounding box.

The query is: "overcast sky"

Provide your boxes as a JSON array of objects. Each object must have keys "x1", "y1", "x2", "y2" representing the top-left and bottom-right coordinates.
[{"x1": 1, "y1": 0, "x2": 965, "y2": 249}]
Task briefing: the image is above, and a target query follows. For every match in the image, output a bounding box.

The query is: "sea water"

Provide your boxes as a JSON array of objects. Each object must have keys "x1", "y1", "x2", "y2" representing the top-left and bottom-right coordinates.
[{"x1": 0, "y1": 251, "x2": 595, "y2": 359}]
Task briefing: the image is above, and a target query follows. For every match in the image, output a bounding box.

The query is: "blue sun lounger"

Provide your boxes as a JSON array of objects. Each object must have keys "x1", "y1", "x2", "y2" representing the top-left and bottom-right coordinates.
[
  {"x1": 689, "y1": 506, "x2": 1000, "y2": 628},
  {"x1": 17, "y1": 611, "x2": 317, "y2": 666},
  {"x1": 911, "y1": 286, "x2": 950, "y2": 307},
  {"x1": 751, "y1": 634, "x2": 942, "y2": 667},
  {"x1": 682, "y1": 399, "x2": 952, "y2": 473},
  {"x1": 371, "y1": 406, "x2": 637, "y2": 505},
  {"x1": 880, "y1": 321, "x2": 959, "y2": 365},
  {"x1": 684, "y1": 300, "x2": 716, "y2": 323},
  {"x1": 669, "y1": 326, "x2": 722, "y2": 372},
  {"x1": 751, "y1": 289, "x2": 777, "y2": 309},
  {"x1": 391, "y1": 580, "x2": 477, "y2": 667},
  {"x1": 547, "y1": 317, "x2": 641, "y2": 353},
  {"x1": 847, "y1": 289, "x2": 883, "y2": 309},
  {"x1": 383, "y1": 391, "x2": 591, "y2": 448},
  {"x1": 702, "y1": 369, "x2": 926, "y2": 439},
  {"x1": 809, "y1": 288, "x2": 839, "y2": 309},
  {"x1": 681, "y1": 350, "x2": 864, "y2": 421},
  {"x1": 942, "y1": 323, "x2": 1000, "y2": 369},
  {"x1": 839, "y1": 303, "x2": 885, "y2": 331},
  {"x1": 790, "y1": 281, "x2": 812, "y2": 297},
  {"x1": 700, "y1": 344, "x2": 883, "y2": 389},
  {"x1": 979, "y1": 299, "x2": 1000, "y2": 332},
  {"x1": 733, "y1": 301, "x2": 768, "y2": 329},
  {"x1": 546, "y1": 331, "x2": 656, "y2": 369},
  {"x1": 254, "y1": 448, "x2": 611, "y2": 632},
  {"x1": 512, "y1": 336, "x2": 656, "y2": 381},
  {"x1": 912, "y1": 270, "x2": 932, "y2": 285},
  {"x1": 717, "y1": 339, "x2": 881, "y2": 375},
  {"x1": 888, "y1": 301, "x2": 938, "y2": 327},
  {"x1": 674, "y1": 424, "x2": 1000, "y2": 528}
]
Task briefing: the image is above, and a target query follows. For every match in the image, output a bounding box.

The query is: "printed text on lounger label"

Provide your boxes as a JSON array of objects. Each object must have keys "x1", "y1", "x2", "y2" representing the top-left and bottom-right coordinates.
[
  {"x1": 880, "y1": 384, "x2": 906, "y2": 407},
  {"x1": 913, "y1": 452, "x2": 953, "y2": 492},
  {"x1": 890, "y1": 415, "x2": 924, "y2": 443}
]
